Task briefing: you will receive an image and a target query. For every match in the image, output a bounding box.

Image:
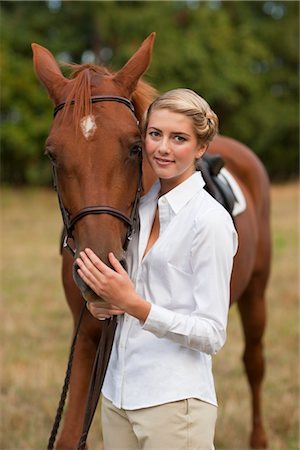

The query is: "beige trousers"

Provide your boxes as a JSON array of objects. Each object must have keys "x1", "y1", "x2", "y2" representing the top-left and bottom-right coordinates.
[{"x1": 101, "y1": 396, "x2": 217, "y2": 450}]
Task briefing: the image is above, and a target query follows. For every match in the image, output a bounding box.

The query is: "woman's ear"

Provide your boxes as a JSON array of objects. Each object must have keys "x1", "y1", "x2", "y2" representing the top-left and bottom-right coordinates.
[{"x1": 195, "y1": 143, "x2": 208, "y2": 160}]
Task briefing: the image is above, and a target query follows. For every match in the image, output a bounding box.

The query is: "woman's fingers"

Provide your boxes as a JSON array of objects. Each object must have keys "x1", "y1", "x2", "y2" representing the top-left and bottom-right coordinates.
[
  {"x1": 84, "y1": 248, "x2": 110, "y2": 274},
  {"x1": 84, "y1": 248, "x2": 127, "y2": 276},
  {"x1": 77, "y1": 251, "x2": 103, "y2": 278},
  {"x1": 76, "y1": 249, "x2": 132, "y2": 308},
  {"x1": 76, "y1": 250, "x2": 108, "y2": 295},
  {"x1": 87, "y1": 301, "x2": 124, "y2": 313},
  {"x1": 108, "y1": 252, "x2": 128, "y2": 275},
  {"x1": 87, "y1": 301, "x2": 125, "y2": 320},
  {"x1": 76, "y1": 255, "x2": 99, "y2": 282},
  {"x1": 77, "y1": 266, "x2": 98, "y2": 295}
]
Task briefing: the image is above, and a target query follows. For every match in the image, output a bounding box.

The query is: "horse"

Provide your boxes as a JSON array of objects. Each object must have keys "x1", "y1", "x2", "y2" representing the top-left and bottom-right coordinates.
[{"x1": 32, "y1": 33, "x2": 271, "y2": 450}]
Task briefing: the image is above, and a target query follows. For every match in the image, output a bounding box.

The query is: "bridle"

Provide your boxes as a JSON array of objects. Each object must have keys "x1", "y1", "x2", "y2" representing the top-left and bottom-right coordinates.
[
  {"x1": 52, "y1": 95, "x2": 143, "y2": 255},
  {"x1": 47, "y1": 95, "x2": 143, "y2": 450}
]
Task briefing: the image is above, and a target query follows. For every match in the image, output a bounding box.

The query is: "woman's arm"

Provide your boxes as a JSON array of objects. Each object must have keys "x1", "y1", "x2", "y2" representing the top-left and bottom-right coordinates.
[
  {"x1": 142, "y1": 212, "x2": 238, "y2": 354},
  {"x1": 78, "y1": 210, "x2": 237, "y2": 355}
]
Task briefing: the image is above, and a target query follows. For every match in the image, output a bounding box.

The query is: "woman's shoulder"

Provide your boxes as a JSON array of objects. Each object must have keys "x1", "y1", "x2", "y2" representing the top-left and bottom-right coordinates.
[{"x1": 192, "y1": 188, "x2": 235, "y2": 230}]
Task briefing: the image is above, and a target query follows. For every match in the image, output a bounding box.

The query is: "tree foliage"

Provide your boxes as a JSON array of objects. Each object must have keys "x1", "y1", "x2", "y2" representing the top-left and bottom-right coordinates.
[{"x1": 1, "y1": 0, "x2": 298, "y2": 184}]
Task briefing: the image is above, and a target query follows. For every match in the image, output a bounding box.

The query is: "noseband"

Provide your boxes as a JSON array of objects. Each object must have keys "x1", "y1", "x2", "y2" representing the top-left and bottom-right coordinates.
[{"x1": 52, "y1": 95, "x2": 143, "y2": 255}]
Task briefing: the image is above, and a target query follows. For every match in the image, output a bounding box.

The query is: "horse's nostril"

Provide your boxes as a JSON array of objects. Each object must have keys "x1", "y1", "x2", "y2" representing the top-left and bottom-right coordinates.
[
  {"x1": 73, "y1": 262, "x2": 80, "y2": 276},
  {"x1": 120, "y1": 258, "x2": 128, "y2": 272},
  {"x1": 73, "y1": 262, "x2": 87, "y2": 290}
]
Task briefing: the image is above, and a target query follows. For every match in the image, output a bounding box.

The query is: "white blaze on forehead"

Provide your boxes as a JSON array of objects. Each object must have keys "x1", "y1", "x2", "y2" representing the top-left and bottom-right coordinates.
[{"x1": 80, "y1": 115, "x2": 97, "y2": 139}]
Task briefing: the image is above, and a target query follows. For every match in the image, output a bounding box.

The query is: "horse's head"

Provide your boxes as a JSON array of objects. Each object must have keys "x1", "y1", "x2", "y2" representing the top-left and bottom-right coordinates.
[{"x1": 32, "y1": 34, "x2": 156, "y2": 302}]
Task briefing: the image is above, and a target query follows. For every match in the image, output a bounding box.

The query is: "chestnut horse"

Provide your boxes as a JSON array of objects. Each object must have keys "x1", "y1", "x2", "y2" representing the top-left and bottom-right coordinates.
[{"x1": 32, "y1": 33, "x2": 270, "y2": 449}]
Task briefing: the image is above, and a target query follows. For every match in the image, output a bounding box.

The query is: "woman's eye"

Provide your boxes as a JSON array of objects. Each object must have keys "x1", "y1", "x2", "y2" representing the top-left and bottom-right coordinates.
[
  {"x1": 149, "y1": 131, "x2": 160, "y2": 138},
  {"x1": 174, "y1": 135, "x2": 186, "y2": 143}
]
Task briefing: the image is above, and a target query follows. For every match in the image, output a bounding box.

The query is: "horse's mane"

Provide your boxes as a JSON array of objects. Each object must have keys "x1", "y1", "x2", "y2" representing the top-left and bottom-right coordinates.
[{"x1": 61, "y1": 63, "x2": 157, "y2": 128}]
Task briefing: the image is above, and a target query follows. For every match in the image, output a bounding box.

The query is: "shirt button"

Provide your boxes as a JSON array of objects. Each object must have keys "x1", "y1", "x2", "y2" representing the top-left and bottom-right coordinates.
[{"x1": 161, "y1": 198, "x2": 166, "y2": 203}]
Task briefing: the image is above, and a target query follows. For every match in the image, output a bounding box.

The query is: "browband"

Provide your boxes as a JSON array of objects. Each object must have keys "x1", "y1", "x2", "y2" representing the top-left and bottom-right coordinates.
[{"x1": 53, "y1": 95, "x2": 135, "y2": 117}]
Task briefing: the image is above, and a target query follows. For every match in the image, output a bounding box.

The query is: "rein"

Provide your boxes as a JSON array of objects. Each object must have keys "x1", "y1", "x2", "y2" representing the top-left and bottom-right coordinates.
[{"x1": 47, "y1": 95, "x2": 142, "y2": 450}]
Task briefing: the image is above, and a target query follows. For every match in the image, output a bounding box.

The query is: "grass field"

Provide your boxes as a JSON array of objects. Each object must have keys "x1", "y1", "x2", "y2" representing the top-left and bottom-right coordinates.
[{"x1": 1, "y1": 183, "x2": 299, "y2": 450}]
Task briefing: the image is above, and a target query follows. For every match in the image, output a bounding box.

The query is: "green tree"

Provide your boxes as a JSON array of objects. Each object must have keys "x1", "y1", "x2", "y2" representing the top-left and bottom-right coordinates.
[{"x1": 1, "y1": 1, "x2": 298, "y2": 184}]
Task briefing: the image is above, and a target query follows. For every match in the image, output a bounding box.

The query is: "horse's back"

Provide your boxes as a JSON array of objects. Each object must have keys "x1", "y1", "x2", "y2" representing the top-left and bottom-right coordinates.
[
  {"x1": 210, "y1": 134, "x2": 271, "y2": 303},
  {"x1": 210, "y1": 134, "x2": 270, "y2": 212}
]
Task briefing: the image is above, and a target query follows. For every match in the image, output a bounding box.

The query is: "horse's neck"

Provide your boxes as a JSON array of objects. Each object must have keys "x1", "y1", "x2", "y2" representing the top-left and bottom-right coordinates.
[{"x1": 142, "y1": 158, "x2": 157, "y2": 196}]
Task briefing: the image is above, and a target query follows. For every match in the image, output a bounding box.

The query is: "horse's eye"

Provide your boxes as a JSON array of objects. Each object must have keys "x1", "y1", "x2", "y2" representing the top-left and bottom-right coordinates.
[
  {"x1": 44, "y1": 147, "x2": 57, "y2": 164},
  {"x1": 130, "y1": 143, "x2": 142, "y2": 156}
]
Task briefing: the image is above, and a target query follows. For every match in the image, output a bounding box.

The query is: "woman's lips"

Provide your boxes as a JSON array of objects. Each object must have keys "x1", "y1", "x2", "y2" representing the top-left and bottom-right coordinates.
[{"x1": 154, "y1": 157, "x2": 174, "y2": 166}]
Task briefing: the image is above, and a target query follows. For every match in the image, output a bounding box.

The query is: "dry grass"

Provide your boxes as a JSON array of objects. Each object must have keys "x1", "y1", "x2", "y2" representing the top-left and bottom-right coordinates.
[
  {"x1": 214, "y1": 183, "x2": 299, "y2": 450},
  {"x1": 1, "y1": 183, "x2": 299, "y2": 450}
]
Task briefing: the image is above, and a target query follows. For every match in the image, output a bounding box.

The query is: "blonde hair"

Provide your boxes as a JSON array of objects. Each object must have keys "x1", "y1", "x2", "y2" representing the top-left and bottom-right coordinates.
[{"x1": 142, "y1": 88, "x2": 219, "y2": 144}]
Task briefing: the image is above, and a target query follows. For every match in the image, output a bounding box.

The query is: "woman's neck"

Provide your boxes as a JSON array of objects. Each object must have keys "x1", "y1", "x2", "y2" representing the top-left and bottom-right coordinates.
[{"x1": 159, "y1": 170, "x2": 196, "y2": 196}]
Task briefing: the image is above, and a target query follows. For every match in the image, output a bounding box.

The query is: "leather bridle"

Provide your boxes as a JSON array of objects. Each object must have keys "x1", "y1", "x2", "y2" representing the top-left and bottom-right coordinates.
[
  {"x1": 47, "y1": 95, "x2": 143, "y2": 450},
  {"x1": 52, "y1": 95, "x2": 143, "y2": 255}
]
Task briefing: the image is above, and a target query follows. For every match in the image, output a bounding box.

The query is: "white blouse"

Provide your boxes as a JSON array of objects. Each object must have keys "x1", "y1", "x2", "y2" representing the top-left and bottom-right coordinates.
[{"x1": 102, "y1": 172, "x2": 238, "y2": 409}]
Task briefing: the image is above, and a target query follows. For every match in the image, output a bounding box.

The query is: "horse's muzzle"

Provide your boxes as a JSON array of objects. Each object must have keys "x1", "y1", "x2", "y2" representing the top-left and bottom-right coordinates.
[
  {"x1": 72, "y1": 258, "x2": 128, "y2": 303},
  {"x1": 72, "y1": 261, "x2": 102, "y2": 302}
]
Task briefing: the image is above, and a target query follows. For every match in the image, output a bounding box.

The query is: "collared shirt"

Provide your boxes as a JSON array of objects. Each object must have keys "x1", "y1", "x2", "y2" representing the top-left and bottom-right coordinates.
[{"x1": 102, "y1": 172, "x2": 238, "y2": 409}]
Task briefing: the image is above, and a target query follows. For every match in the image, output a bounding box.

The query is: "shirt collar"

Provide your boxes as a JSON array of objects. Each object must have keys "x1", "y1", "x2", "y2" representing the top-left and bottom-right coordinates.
[
  {"x1": 161, "y1": 172, "x2": 205, "y2": 214},
  {"x1": 140, "y1": 179, "x2": 161, "y2": 206},
  {"x1": 141, "y1": 172, "x2": 205, "y2": 213}
]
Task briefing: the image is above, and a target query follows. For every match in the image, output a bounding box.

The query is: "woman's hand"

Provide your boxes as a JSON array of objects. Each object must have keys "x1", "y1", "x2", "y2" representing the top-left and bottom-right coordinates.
[
  {"x1": 86, "y1": 301, "x2": 124, "y2": 321},
  {"x1": 77, "y1": 248, "x2": 136, "y2": 310},
  {"x1": 77, "y1": 248, "x2": 151, "y2": 322}
]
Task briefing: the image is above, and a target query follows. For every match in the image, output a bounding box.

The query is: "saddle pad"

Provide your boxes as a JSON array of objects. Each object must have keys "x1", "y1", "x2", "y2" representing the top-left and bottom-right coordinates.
[{"x1": 218, "y1": 168, "x2": 246, "y2": 216}]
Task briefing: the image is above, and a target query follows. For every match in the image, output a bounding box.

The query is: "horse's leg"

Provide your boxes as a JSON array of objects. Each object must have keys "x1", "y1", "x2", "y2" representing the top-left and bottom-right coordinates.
[
  {"x1": 237, "y1": 267, "x2": 269, "y2": 449},
  {"x1": 55, "y1": 249, "x2": 101, "y2": 450}
]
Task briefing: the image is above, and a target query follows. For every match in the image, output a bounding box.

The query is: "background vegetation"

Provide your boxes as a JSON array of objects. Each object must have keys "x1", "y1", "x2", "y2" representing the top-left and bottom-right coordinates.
[
  {"x1": 2, "y1": 183, "x2": 298, "y2": 449},
  {"x1": 1, "y1": 1, "x2": 299, "y2": 184},
  {"x1": 1, "y1": 2, "x2": 299, "y2": 449}
]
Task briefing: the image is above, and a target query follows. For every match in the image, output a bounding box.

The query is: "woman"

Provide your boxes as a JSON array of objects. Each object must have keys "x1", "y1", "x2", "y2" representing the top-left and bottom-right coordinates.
[{"x1": 76, "y1": 88, "x2": 238, "y2": 449}]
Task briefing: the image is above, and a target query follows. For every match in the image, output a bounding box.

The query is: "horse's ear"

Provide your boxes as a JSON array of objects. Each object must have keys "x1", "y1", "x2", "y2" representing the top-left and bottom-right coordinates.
[
  {"x1": 114, "y1": 32, "x2": 155, "y2": 96},
  {"x1": 31, "y1": 43, "x2": 69, "y2": 104}
]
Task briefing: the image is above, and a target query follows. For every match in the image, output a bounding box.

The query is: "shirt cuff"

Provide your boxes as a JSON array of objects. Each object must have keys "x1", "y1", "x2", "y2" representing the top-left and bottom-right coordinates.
[{"x1": 142, "y1": 304, "x2": 173, "y2": 337}]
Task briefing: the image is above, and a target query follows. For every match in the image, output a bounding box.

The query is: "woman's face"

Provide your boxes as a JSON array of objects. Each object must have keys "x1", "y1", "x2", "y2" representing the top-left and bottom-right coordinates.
[{"x1": 144, "y1": 108, "x2": 206, "y2": 193}]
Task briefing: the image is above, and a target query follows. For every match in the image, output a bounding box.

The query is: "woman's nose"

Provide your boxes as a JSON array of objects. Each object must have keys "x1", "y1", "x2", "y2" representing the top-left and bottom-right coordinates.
[{"x1": 158, "y1": 138, "x2": 170, "y2": 154}]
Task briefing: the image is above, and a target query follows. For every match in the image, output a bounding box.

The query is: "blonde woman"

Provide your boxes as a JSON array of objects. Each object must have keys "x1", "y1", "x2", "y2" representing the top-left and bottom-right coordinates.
[{"x1": 76, "y1": 89, "x2": 238, "y2": 450}]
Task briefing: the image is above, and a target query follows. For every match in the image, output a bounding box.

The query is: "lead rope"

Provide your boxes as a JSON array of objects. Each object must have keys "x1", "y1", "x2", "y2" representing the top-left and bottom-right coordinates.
[
  {"x1": 47, "y1": 301, "x2": 87, "y2": 450},
  {"x1": 77, "y1": 316, "x2": 118, "y2": 450},
  {"x1": 47, "y1": 160, "x2": 142, "y2": 449}
]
